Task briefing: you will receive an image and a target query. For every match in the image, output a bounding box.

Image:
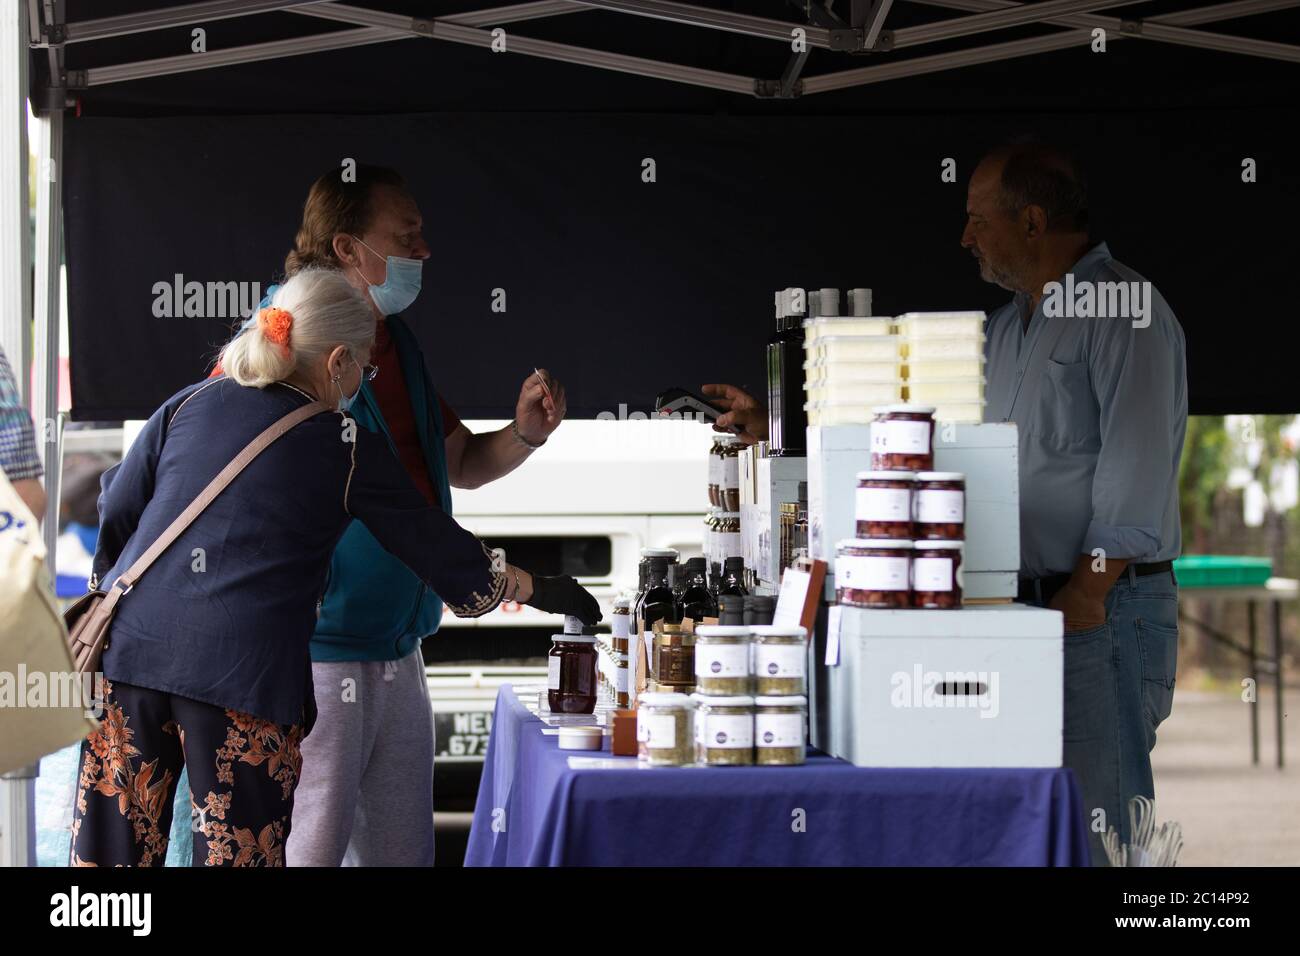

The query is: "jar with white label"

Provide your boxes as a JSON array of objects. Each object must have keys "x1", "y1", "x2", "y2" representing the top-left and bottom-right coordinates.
[
  {"x1": 835, "y1": 538, "x2": 913, "y2": 609},
  {"x1": 870, "y1": 404, "x2": 935, "y2": 472},
  {"x1": 750, "y1": 625, "x2": 807, "y2": 695},
  {"x1": 637, "y1": 693, "x2": 697, "y2": 766},
  {"x1": 721, "y1": 438, "x2": 742, "y2": 511},
  {"x1": 755, "y1": 696, "x2": 807, "y2": 766},
  {"x1": 913, "y1": 472, "x2": 965, "y2": 540},
  {"x1": 912, "y1": 539, "x2": 964, "y2": 609},
  {"x1": 547, "y1": 633, "x2": 598, "y2": 714},
  {"x1": 692, "y1": 694, "x2": 755, "y2": 766},
  {"x1": 694, "y1": 625, "x2": 752, "y2": 695},
  {"x1": 855, "y1": 470, "x2": 916, "y2": 539}
]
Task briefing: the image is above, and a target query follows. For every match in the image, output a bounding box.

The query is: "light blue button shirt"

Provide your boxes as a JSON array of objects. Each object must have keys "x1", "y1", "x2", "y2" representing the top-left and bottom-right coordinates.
[{"x1": 983, "y1": 242, "x2": 1187, "y2": 578}]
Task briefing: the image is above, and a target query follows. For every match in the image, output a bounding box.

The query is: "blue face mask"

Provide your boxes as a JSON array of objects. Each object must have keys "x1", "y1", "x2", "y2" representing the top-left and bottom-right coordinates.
[
  {"x1": 353, "y1": 236, "x2": 423, "y2": 316},
  {"x1": 335, "y1": 357, "x2": 364, "y2": 414}
]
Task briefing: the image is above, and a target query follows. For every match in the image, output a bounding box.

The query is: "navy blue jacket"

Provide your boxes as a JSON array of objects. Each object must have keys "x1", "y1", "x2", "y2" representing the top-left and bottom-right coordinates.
[{"x1": 93, "y1": 377, "x2": 505, "y2": 728}]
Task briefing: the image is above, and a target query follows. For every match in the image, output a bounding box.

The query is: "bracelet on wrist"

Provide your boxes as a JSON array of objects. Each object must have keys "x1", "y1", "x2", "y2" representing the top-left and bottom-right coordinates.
[{"x1": 511, "y1": 419, "x2": 546, "y2": 450}]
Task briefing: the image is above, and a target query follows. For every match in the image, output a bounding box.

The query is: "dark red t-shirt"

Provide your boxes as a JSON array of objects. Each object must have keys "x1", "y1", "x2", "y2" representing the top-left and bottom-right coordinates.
[
  {"x1": 369, "y1": 320, "x2": 460, "y2": 506},
  {"x1": 210, "y1": 321, "x2": 462, "y2": 507}
]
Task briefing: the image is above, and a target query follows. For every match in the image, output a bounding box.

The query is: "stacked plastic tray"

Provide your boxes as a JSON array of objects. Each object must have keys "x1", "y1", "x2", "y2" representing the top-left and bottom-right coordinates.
[
  {"x1": 897, "y1": 312, "x2": 986, "y2": 423},
  {"x1": 803, "y1": 316, "x2": 902, "y2": 425}
]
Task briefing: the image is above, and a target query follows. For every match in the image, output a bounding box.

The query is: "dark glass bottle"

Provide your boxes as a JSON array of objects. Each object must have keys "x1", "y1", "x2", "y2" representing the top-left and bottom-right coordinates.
[
  {"x1": 642, "y1": 558, "x2": 680, "y2": 642},
  {"x1": 767, "y1": 287, "x2": 810, "y2": 457},
  {"x1": 719, "y1": 556, "x2": 748, "y2": 598},
  {"x1": 680, "y1": 557, "x2": 718, "y2": 623},
  {"x1": 717, "y1": 592, "x2": 746, "y2": 626}
]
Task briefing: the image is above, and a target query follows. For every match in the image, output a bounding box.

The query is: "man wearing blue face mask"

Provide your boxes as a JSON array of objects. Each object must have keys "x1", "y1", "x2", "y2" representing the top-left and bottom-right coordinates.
[{"x1": 217, "y1": 165, "x2": 582, "y2": 865}]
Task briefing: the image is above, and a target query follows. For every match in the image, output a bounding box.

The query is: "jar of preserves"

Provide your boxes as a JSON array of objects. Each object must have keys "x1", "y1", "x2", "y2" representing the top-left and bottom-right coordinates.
[
  {"x1": 638, "y1": 693, "x2": 697, "y2": 766},
  {"x1": 870, "y1": 404, "x2": 935, "y2": 471},
  {"x1": 750, "y1": 625, "x2": 807, "y2": 695},
  {"x1": 694, "y1": 625, "x2": 753, "y2": 695},
  {"x1": 721, "y1": 438, "x2": 742, "y2": 511},
  {"x1": 912, "y1": 539, "x2": 964, "y2": 609},
  {"x1": 835, "y1": 538, "x2": 913, "y2": 609},
  {"x1": 913, "y1": 471, "x2": 965, "y2": 540},
  {"x1": 692, "y1": 694, "x2": 755, "y2": 766},
  {"x1": 547, "y1": 632, "x2": 598, "y2": 714},
  {"x1": 653, "y1": 623, "x2": 696, "y2": 686},
  {"x1": 854, "y1": 470, "x2": 916, "y2": 538},
  {"x1": 754, "y1": 695, "x2": 807, "y2": 766}
]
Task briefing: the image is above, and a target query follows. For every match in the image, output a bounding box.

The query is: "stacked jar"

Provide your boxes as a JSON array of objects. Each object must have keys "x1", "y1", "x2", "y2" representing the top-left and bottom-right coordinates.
[
  {"x1": 912, "y1": 471, "x2": 965, "y2": 608},
  {"x1": 751, "y1": 625, "x2": 807, "y2": 766},
  {"x1": 611, "y1": 593, "x2": 632, "y2": 708}
]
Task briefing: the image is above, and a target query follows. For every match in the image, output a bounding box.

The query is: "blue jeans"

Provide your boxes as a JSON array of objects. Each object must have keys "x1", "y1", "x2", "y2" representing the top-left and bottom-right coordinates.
[{"x1": 1031, "y1": 569, "x2": 1179, "y2": 866}]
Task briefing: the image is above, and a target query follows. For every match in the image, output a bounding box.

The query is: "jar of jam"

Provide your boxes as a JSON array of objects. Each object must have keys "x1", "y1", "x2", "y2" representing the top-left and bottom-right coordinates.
[
  {"x1": 913, "y1": 472, "x2": 965, "y2": 540},
  {"x1": 694, "y1": 625, "x2": 753, "y2": 695},
  {"x1": 750, "y1": 625, "x2": 807, "y2": 696},
  {"x1": 870, "y1": 404, "x2": 935, "y2": 471},
  {"x1": 692, "y1": 694, "x2": 755, "y2": 766},
  {"x1": 721, "y1": 438, "x2": 742, "y2": 511},
  {"x1": 835, "y1": 538, "x2": 913, "y2": 609},
  {"x1": 854, "y1": 470, "x2": 916, "y2": 538},
  {"x1": 638, "y1": 693, "x2": 697, "y2": 766},
  {"x1": 653, "y1": 623, "x2": 696, "y2": 686},
  {"x1": 754, "y1": 695, "x2": 807, "y2": 766},
  {"x1": 547, "y1": 633, "x2": 598, "y2": 714},
  {"x1": 913, "y1": 539, "x2": 963, "y2": 609}
]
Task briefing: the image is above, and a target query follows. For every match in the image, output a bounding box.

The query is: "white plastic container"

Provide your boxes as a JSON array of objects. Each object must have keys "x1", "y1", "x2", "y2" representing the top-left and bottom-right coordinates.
[
  {"x1": 803, "y1": 316, "x2": 893, "y2": 341},
  {"x1": 901, "y1": 336, "x2": 985, "y2": 360},
  {"x1": 805, "y1": 402, "x2": 883, "y2": 427},
  {"x1": 905, "y1": 356, "x2": 986, "y2": 379},
  {"x1": 931, "y1": 402, "x2": 985, "y2": 423},
  {"x1": 805, "y1": 381, "x2": 904, "y2": 405},
  {"x1": 896, "y1": 311, "x2": 986, "y2": 337},
  {"x1": 807, "y1": 334, "x2": 902, "y2": 363},
  {"x1": 906, "y1": 378, "x2": 986, "y2": 403},
  {"x1": 804, "y1": 358, "x2": 903, "y2": 384}
]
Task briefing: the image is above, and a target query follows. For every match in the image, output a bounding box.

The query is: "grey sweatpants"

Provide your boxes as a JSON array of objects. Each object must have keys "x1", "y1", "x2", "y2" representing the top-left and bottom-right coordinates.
[{"x1": 286, "y1": 649, "x2": 436, "y2": 866}]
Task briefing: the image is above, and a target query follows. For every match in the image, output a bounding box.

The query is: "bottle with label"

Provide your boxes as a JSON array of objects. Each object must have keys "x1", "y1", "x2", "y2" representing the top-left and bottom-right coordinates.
[
  {"x1": 642, "y1": 556, "x2": 680, "y2": 651},
  {"x1": 680, "y1": 556, "x2": 718, "y2": 623}
]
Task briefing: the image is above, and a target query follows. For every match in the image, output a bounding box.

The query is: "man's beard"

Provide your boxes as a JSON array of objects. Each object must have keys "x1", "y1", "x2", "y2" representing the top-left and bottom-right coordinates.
[{"x1": 978, "y1": 254, "x2": 1023, "y2": 293}]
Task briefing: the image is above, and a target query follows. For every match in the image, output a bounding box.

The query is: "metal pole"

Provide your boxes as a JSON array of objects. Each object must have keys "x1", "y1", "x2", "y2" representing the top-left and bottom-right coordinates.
[
  {"x1": 1273, "y1": 599, "x2": 1284, "y2": 769},
  {"x1": 32, "y1": 109, "x2": 61, "y2": 564},
  {"x1": 1248, "y1": 599, "x2": 1258, "y2": 766},
  {"x1": 0, "y1": 0, "x2": 32, "y2": 398}
]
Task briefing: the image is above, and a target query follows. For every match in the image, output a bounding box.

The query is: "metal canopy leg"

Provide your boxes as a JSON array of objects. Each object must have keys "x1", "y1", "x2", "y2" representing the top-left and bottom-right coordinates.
[
  {"x1": 1249, "y1": 600, "x2": 1259, "y2": 766},
  {"x1": 1273, "y1": 599, "x2": 1284, "y2": 769},
  {"x1": 0, "y1": 0, "x2": 37, "y2": 871}
]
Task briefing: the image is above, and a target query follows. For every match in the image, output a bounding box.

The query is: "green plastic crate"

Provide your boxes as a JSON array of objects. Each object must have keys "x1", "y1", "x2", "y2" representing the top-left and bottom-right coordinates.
[{"x1": 1172, "y1": 555, "x2": 1273, "y2": 588}]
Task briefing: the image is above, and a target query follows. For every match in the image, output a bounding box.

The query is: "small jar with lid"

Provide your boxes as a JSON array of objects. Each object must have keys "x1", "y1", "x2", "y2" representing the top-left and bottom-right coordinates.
[
  {"x1": 750, "y1": 625, "x2": 807, "y2": 695},
  {"x1": 835, "y1": 538, "x2": 913, "y2": 609},
  {"x1": 721, "y1": 438, "x2": 742, "y2": 511},
  {"x1": 638, "y1": 693, "x2": 697, "y2": 766},
  {"x1": 547, "y1": 629, "x2": 598, "y2": 714},
  {"x1": 855, "y1": 470, "x2": 916, "y2": 538},
  {"x1": 718, "y1": 512, "x2": 742, "y2": 559},
  {"x1": 692, "y1": 694, "x2": 754, "y2": 766},
  {"x1": 913, "y1": 472, "x2": 965, "y2": 540},
  {"x1": 754, "y1": 696, "x2": 807, "y2": 766},
  {"x1": 912, "y1": 540, "x2": 964, "y2": 609},
  {"x1": 653, "y1": 623, "x2": 696, "y2": 686},
  {"x1": 694, "y1": 625, "x2": 753, "y2": 695},
  {"x1": 708, "y1": 436, "x2": 724, "y2": 507},
  {"x1": 870, "y1": 404, "x2": 935, "y2": 472}
]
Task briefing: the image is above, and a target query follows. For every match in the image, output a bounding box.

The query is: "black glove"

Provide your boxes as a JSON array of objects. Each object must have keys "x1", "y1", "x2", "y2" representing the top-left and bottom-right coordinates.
[{"x1": 527, "y1": 574, "x2": 602, "y2": 626}]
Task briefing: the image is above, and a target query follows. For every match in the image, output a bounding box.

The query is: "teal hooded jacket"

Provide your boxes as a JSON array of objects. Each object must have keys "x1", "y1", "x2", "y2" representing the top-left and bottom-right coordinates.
[{"x1": 238, "y1": 288, "x2": 454, "y2": 662}]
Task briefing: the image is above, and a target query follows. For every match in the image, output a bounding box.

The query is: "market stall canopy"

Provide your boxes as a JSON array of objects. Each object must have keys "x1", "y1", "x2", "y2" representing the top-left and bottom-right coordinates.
[{"x1": 34, "y1": 0, "x2": 1300, "y2": 418}]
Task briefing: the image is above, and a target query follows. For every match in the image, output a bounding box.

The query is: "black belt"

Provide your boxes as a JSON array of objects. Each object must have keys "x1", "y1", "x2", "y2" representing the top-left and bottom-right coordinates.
[{"x1": 1017, "y1": 560, "x2": 1175, "y2": 606}]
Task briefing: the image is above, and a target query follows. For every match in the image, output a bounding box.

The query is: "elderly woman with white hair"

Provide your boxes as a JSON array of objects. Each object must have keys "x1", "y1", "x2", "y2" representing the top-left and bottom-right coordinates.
[{"x1": 70, "y1": 268, "x2": 598, "y2": 867}]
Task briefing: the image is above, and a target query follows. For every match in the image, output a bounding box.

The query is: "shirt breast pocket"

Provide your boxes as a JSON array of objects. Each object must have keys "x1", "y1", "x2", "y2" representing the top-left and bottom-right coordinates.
[{"x1": 1035, "y1": 358, "x2": 1100, "y2": 448}]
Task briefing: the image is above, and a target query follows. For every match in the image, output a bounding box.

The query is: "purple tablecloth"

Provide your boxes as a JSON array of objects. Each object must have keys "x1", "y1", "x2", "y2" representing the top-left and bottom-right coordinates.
[{"x1": 464, "y1": 685, "x2": 1090, "y2": 866}]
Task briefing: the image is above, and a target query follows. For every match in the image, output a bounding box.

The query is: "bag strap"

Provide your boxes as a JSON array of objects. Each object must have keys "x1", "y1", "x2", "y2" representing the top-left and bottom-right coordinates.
[{"x1": 107, "y1": 399, "x2": 331, "y2": 603}]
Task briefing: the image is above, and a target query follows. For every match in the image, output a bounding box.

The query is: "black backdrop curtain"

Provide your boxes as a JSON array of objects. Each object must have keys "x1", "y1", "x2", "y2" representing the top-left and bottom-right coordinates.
[{"x1": 63, "y1": 107, "x2": 1299, "y2": 420}]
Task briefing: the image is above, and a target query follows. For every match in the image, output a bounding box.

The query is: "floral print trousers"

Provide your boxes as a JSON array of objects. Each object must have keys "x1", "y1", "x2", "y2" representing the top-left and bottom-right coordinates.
[{"x1": 70, "y1": 679, "x2": 304, "y2": 867}]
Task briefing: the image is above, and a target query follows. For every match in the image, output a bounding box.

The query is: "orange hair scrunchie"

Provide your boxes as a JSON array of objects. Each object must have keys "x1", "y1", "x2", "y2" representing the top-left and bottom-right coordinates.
[{"x1": 258, "y1": 307, "x2": 293, "y2": 354}]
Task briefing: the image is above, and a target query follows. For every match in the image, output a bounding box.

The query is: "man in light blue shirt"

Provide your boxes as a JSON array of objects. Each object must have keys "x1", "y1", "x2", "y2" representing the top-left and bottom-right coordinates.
[{"x1": 962, "y1": 141, "x2": 1187, "y2": 865}]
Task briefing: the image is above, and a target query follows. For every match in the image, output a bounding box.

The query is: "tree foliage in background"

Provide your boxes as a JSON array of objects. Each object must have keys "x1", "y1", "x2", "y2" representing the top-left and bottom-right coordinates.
[{"x1": 1179, "y1": 416, "x2": 1229, "y2": 554}]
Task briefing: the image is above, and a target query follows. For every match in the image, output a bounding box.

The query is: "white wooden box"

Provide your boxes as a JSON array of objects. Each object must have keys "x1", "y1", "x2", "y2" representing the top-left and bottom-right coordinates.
[
  {"x1": 826, "y1": 605, "x2": 1062, "y2": 768},
  {"x1": 740, "y1": 449, "x2": 807, "y2": 594},
  {"x1": 806, "y1": 422, "x2": 1019, "y2": 600}
]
